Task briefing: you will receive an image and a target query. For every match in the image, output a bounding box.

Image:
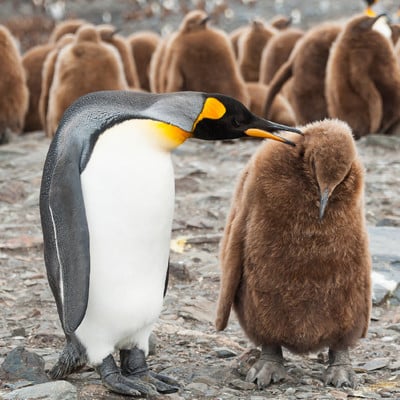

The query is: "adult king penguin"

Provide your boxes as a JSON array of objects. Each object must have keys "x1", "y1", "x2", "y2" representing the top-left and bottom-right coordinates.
[{"x1": 40, "y1": 90, "x2": 301, "y2": 397}]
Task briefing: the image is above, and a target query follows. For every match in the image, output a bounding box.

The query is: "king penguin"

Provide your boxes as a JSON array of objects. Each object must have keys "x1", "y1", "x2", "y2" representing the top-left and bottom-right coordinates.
[{"x1": 39, "y1": 90, "x2": 301, "y2": 397}]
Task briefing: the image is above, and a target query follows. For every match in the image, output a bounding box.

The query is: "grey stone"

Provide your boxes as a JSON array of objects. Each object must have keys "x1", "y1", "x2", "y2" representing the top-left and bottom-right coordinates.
[
  {"x1": 362, "y1": 358, "x2": 389, "y2": 371},
  {"x1": 0, "y1": 347, "x2": 48, "y2": 384},
  {"x1": 212, "y1": 347, "x2": 238, "y2": 358},
  {"x1": 229, "y1": 378, "x2": 256, "y2": 390},
  {"x1": 2, "y1": 380, "x2": 77, "y2": 400}
]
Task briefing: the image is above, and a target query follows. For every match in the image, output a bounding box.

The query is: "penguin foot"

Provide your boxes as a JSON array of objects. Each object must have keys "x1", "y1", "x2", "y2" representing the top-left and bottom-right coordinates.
[
  {"x1": 120, "y1": 348, "x2": 180, "y2": 394},
  {"x1": 245, "y1": 344, "x2": 286, "y2": 388},
  {"x1": 97, "y1": 354, "x2": 158, "y2": 397},
  {"x1": 49, "y1": 337, "x2": 87, "y2": 379},
  {"x1": 324, "y1": 348, "x2": 358, "y2": 388}
]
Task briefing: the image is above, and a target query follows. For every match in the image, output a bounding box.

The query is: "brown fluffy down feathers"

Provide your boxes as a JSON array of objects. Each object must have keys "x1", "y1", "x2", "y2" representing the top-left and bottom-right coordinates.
[
  {"x1": 0, "y1": 25, "x2": 29, "y2": 143},
  {"x1": 216, "y1": 119, "x2": 371, "y2": 354},
  {"x1": 163, "y1": 10, "x2": 249, "y2": 106},
  {"x1": 45, "y1": 25, "x2": 128, "y2": 137},
  {"x1": 326, "y1": 14, "x2": 400, "y2": 138}
]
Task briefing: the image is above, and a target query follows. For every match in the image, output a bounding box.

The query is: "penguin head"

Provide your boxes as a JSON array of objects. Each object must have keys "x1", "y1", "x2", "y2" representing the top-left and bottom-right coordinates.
[
  {"x1": 301, "y1": 119, "x2": 357, "y2": 219},
  {"x1": 180, "y1": 10, "x2": 210, "y2": 33},
  {"x1": 191, "y1": 94, "x2": 301, "y2": 145}
]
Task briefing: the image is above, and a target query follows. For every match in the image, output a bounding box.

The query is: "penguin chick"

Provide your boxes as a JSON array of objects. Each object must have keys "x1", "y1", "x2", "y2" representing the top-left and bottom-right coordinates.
[
  {"x1": 259, "y1": 28, "x2": 304, "y2": 85},
  {"x1": 164, "y1": 10, "x2": 249, "y2": 106},
  {"x1": 229, "y1": 25, "x2": 249, "y2": 59},
  {"x1": 237, "y1": 19, "x2": 277, "y2": 82},
  {"x1": 0, "y1": 25, "x2": 29, "y2": 144},
  {"x1": 45, "y1": 25, "x2": 128, "y2": 137},
  {"x1": 245, "y1": 82, "x2": 296, "y2": 126},
  {"x1": 39, "y1": 34, "x2": 75, "y2": 136},
  {"x1": 97, "y1": 24, "x2": 140, "y2": 89},
  {"x1": 22, "y1": 43, "x2": 54, "y2": 132},
  {"x1": 326, "y1": 14, "x2": 400, "y2": 138},
  {"x1": 48, "y1": 19, "x2": 86, "y2": 43},
  {"x1": 127, "y1": 30, "x2": 160, "y2": 91},
  {"x1": 40, "y1": 90, "x2": 301, "y2": 397},
  {"x1": 216, "y1": 118, "x2": 371, "y2": 389},
  {"x1": 148, "y1": 35, "x2": 170, "y2": 93},
  {"x1": 264, "y1": 22, "x2": 342, "y2": 125}
]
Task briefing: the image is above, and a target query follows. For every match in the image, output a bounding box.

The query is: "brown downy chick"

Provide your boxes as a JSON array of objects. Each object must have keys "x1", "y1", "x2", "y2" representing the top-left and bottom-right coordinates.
[
  {"x1": 259, "y1": 27, "x2": 304, "y2": 85},
  {"x1": 216, "y1": 119, "x2": 371, "y2": 389},
  {"x1": 127, "y1": 31, "x2": 160, "y2": 91},
  {"x1": 164, "y1": 10, "x2": 249, "y2": 106},
  {"x1": 229, "y1": 25, "x2": 249, "y2": 59},
  {"x1": 97, "y1": 24, "x2": 140, "y2": 89},
  {"x1": 39, "y1": 34, "x2": 75, "y2": 135},
  {"x1": 264, "y1": 22, "x2": 342, "y2": 125},
  {"x1": 45, "y1": 25, "x2": 128, "y2": 137},
  {"x1": 0, "y1": 25, "x2": 29, "y2": 144},
  {"x1": 22, "y1": 43, "x2": 54, "y2": 132},
  {"x1": 237, "y1": 19, "x2": 277, "y2": 82},
  {"x1": 245, "y1": 82, "x2": 296, "y2": 126},
  {"x1": 326, "y1": 14, "x2": 400, "y2": 138},
  {"x1": 48, "y1": 19, "x2": 86, "y2": 43}
]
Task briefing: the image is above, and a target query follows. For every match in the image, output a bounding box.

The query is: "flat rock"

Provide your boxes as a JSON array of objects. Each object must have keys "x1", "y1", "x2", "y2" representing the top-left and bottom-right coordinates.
[{"x1": 2, "y1": 380, "x2": 77, "y2": 400}]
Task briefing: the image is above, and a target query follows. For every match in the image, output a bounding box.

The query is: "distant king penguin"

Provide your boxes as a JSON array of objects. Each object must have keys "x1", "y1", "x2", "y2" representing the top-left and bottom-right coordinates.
[{"x1": 40, "y1": 90, "x2": 301, "y2": 396}]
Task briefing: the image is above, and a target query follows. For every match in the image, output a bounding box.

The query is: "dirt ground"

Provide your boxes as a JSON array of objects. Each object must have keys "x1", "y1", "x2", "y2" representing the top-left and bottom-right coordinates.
[{"x1": 0, "y1": 130, "x2": 400, "y2": 399}]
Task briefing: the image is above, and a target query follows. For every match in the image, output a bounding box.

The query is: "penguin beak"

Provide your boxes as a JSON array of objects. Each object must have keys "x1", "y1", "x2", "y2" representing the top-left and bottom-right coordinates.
[
  {"x1": 319, "y1": 187, "x2": 330, "y2": 220},
  {"x1": 201, "y1": 16, "x2": 210, "y2": 25},
  {"x1": 245, "y1": 120, "x2": 303, "y2": 147}
]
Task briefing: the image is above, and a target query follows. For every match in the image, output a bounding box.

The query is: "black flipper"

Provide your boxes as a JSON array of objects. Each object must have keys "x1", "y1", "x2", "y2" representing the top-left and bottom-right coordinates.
[{"x1": 40, "y1": 135, "x2": 90, "y2": 335}]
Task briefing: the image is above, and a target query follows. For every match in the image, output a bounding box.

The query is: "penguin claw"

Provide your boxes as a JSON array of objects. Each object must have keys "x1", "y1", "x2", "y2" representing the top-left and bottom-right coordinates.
[
  {"x1": 128, "y1": 372, "x2": 180, "y2": 394},
  {"x1": 245, "y1": 360, "x2": 286, "y2": 388},
  {"x1": 102, "y1": 373, "x2": 153, "y2": 397},
  {"x1": 324, "y1": 364, "x2": 359, "y2": 389}
]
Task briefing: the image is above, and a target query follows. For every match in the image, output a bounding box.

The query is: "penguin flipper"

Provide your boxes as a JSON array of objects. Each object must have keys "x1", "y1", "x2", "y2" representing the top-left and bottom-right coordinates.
[
  {"x1": 215, "y1": 168, "x2": 249, "y2": 331},
  {"x1": 40, "y1": 150, "x2": 90, "y2": 335}
]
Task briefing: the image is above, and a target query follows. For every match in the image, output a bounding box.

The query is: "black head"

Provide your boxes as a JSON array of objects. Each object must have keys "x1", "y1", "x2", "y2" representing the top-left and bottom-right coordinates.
[{"x1": 192, "y1": 93, "x2": 302, "y2": 145}]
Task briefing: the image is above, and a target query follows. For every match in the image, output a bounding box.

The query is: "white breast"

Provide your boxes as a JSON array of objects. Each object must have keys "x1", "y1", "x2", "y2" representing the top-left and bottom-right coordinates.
[{"x1": 75, "y1": 119, "x2": 175, "y2": 364}]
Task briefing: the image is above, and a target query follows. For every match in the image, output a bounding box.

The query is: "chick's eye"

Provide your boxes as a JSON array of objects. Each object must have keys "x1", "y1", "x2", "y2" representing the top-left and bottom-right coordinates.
[{"x1": 232, "y1": 118, "x2": 240, "y2": 128}]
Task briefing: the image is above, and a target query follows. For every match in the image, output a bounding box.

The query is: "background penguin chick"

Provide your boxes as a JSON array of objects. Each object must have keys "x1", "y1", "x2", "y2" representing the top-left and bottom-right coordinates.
[
  {"x1": 127, "y1": 31, "x2": 160, "y2": 92},
  {"x1": 39, "y1": 34, "x2": 75, "y2": 136},
  {"x1": 0, "y1": 25, "x2": 29, "y2": 144},
  {"x1": 163, "y1": 10, "x2": 249, "y2": 106},
  {"x1": 229, "y1": 25, "x2": 249, "y2": 59},
  {"x1": 259, "y1": 28, "x2": 304, "y2": 85},
  {"x1": 148, "y1": 35, "x2": 171, "y2": 93},
  {"x1": 264, "y1": 22, "x2": 342, "y2": 125},
  {"x1": 48, "y1": 19, "x2": 86, "y2": 43},
  {"x1": 97, "y1": 24, "x2": 140, "y2": 89},
  {"x1": 245, "y1": 82, "x2": 296, "y2": 126},
  {"x1": 46, "y1": 25, "x2": 128, "y2": 137},
  {"x1": 326, "y1": 14, "x2": 400, "y2": 138},
  {"x1": 237, "y1": 19, "x2": 277, "y2": 82},
  {"x1": 216, "y1": 119, "x2": 371, "y2": 389},
  {"x1": 22, "y1": 43, "x2": 54, "y2": 132}
]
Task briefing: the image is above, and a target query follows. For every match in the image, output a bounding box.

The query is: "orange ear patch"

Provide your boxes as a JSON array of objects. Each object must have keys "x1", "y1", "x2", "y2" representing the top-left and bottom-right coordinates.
[{"x1": 192, "y1": 97, "x2": 226, "y2": 130}]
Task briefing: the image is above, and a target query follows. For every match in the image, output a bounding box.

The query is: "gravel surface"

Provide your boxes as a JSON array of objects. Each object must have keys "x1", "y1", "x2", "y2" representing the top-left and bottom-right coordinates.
[{"x1": 0, "y1": 130, "x2": 399, "y2": 399}]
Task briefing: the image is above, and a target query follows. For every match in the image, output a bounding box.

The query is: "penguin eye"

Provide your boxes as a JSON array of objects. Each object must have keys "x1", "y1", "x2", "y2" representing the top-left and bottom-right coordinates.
[{"x1": 232, "y1": 118, "x2": 240, "y2": 128}]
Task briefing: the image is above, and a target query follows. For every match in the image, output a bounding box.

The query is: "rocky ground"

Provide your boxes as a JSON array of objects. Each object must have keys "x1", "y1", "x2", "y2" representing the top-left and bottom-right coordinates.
[{"x1": 0, "y1": 129, "x2": 399, "y2": 400}]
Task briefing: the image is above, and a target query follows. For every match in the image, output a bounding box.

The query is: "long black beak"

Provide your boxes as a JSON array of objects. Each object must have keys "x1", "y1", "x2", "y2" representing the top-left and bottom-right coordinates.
[
  {"x1": 245, "y1": 119, "x2": 303, "y2": 147},
  {"x1": 319, "y1": 188, "x2": 330, "y2": 220}
]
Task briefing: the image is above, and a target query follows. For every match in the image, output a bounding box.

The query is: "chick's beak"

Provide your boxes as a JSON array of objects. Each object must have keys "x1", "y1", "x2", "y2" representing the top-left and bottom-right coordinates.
[{"x1": 319, "y1": 187, "x2": 330, "y2": 220}]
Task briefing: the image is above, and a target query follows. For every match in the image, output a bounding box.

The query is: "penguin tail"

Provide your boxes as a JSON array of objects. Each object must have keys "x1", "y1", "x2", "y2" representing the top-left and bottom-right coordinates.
[{"x1": 49, "y1": 337, "x2": 87, "y2": 379}]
